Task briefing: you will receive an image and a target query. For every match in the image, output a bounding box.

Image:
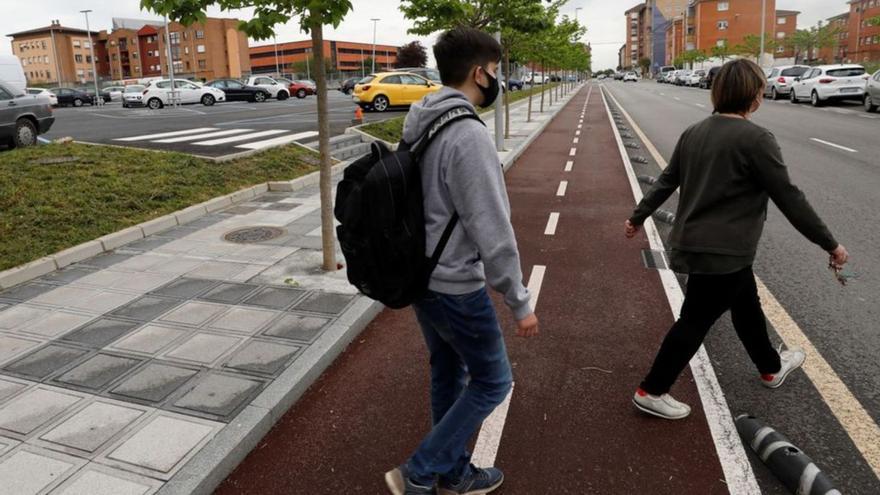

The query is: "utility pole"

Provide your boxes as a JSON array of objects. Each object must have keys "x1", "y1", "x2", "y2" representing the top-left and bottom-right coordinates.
[
  {"x1": 360, "y1": 47, "x2": 365, "y2": 77},
  {"x1": 274, "y1": 36, "x2": 280, "y2": 77},
  {"x1": 80, "y1": 10, "x2": 102, "y2": 105},
  {"x1": 163, "y1": 15, "x2": 177, "y2": 107},
  {"x1": 49, "y1": 21, "x2": 63, "y2": 86},
  {"x1": 759, "y1": 0, "x2": 767, "y2": 66},
  {"x1": 494, "y1": 31, "x2": 504, "y2": 152},
  {"x1": 370, "y1": 18, "x2": 380, "y2": 74}
]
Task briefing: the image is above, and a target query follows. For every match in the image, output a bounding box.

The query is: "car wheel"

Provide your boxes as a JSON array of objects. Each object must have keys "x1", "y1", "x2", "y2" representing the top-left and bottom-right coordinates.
[
  {"x1": 811, "y1": 91, "x2": 823, "y2": 107},
  {"x1": 865, "y1": 94, "x2": 878, "y2": 113},
  {"x1": 771, "y1": 87, "x2": 779, "y2": 100},
  {"x1": 277, "y1": 90, "x2": 289, "y2": 101},
  {"x1": 345, "y1": 88, "x2": 353, "y2": 95},
  {"x1": 73, "y1": 98, "x2": 83, "y2": 107},
  {"x1": 254, "y1": 91, "x2": 267, "y2": 103},
  {"x1": 147, "y1": 98, "x2": 163, "y2": 110},
  {"x1": 201, "y1": 94, "x2": 216, "y2": 106},
  {"x1": 297, "y1": 89, "x2": 307, "y2": 99},
  {"x1": 372, "y1": 95, "x2": 390, "y2": 112},
  {"x1": 12, "y1": 118, "x2": 37, "y2": 148},
  {"x1": 790, "y1": 90, "x2": 798, "y2": 104}
]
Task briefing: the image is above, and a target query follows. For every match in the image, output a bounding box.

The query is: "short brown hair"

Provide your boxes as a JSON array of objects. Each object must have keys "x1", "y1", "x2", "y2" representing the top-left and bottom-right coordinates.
[{"x1": 711, "y1": 59, "x2": 766, "y2": 115}]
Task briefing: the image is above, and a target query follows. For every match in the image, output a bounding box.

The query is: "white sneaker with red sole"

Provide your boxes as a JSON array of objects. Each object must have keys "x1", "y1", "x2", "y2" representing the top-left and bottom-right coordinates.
[
  {"x1": 761, "y1": 348, "x2": 806, "y2": 389},
  {"x1": 632, "y1": 388, "x2": 691, "y2": 420}
]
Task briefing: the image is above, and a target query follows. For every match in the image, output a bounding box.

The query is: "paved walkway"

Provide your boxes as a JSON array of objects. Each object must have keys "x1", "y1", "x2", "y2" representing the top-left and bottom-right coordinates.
[{"x1": 215, "y1": 85, "x2": 731, "y2": 493}]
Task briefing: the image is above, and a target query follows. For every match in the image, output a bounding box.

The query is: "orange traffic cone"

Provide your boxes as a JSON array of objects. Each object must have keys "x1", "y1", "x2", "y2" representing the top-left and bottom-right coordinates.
[{"x1": 352, "y1": 106, "x2": 364, "y2": 125}]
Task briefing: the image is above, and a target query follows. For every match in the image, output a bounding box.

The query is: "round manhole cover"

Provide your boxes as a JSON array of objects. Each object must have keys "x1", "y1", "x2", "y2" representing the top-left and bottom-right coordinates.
[{"x1": 224, "y1": 226, "x2": 286, "y2": 244}]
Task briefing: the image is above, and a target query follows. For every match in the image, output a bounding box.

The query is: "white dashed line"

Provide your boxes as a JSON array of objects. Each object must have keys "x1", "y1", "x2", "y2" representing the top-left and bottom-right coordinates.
[
  {"x1": 695, "y1": 103, "x2": 706, "y2": 108},
  {"x1": 472, "y1": 383, "x2": 515, "y2": 468},
  {"x1": 556, "y1": 181, "x2": 568, "y2": 197},
  {"x1": 565, "y1": 160, "x2": 573, "y2": 172},
  {"x1": 194, "y1": 129, "x2": 287, "y2": 146},
  {"x1": 573, "y1": 137, "x2": 579, "y2": 144},
  {"x1": 576, "y1": 130, "x2": 581, "y2": 136},
  {"x1": 578, "y1": 124, "x2": 582, "y2": 129},
  {"x1": 569, "y1": 147, "x2": 577, "y2": 156},
  {"x1": 544, "y1": 212, "x2": 560, "y2": 235},
  {"x1": 810, "y1": 138, "x2": 858, "y2": 153},
  {"x1": 115, "y1": 127, "x2": 217, "y2": 141},
  {"x1": 674, "y1": 96, "x2": 681, "y2": 101}
]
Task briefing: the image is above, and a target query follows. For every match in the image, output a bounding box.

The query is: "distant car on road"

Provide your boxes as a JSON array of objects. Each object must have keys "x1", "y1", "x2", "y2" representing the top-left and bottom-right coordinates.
[
  {"x1": 26, "y1": 88, "x2": 58, "y2": 106},
  {"x1": 289, "y1": 80, "x2": 315, "y2": 99},
  {"x1": 102, "y1": 86, "x2": 125, "y2": 102},
  {"x1": 687, "y1": 70, "x2": 706, "y2": 86},
  {"x1": 764, "y1": 65, "x2": 809, "y2": 100},
  {"x1": 0, "y1": 81, "x2": 54, "y2": 148},
  {"x1": 340, "y1": 77, "x2": 359, "y2": 95},
  {"x1": 353, "y1": 72, "x2": 441, "y2": 112},
  {"x1": 526, "y1": 72, "x2": 549, "y2": 84},
  {"x1": 244, "y1": 76, "x2": 290, "y2": 100},
  {"x1": 699, "y1": 66, "x2": 721, "y2": 89},
  {"x1": 49, "y1": 87, "x2": 94, "y2": 107},
  {"x1": 205, "y1": 79, "x2": 269, "y2": 102},
  {"x1": 77, "y1": 87, "x2": 111, "y2": 103},
  {"x1": 674, "y1": 70, "x2": 691, "y2": 86},
  {"x1": 122, "y1": 85, "x2": 146, "y2": 108},
  {"x1": 865, "y1": 69, "x2": 880, "y2": 113},
  {"x1": 142, "y1": 79, "x2": 226, "y2": 109},
  {"x1": 657, "y1": 66, "x2": 676, "y2": 83},
  {"x1": 790, "y1": 64, "x2": 867, "y2": 107},
  {"x1": 623, "y1": 72, "x2": 639, "y2": 82},
  {"x1": 397, "y1": 67, "x2": 442, "y2": 84}
]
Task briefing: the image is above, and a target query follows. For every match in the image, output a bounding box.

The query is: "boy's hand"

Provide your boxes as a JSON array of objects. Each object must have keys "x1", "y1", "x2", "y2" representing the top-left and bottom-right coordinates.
[
  {"x1": 516, "y1": 313, "x2": 539, "y2": 338},
  {"x1": 625, "y1": 219, "x2": 641, "y2": 238},
  {"x1": 829, "y1": 244, "x2": 849, "y2": 268}
]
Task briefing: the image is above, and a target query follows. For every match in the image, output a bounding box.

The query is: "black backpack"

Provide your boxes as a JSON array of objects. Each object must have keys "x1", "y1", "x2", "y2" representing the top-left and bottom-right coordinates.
[{"x1": 334, "y1": 106, "x2": 483, "y2": 309}]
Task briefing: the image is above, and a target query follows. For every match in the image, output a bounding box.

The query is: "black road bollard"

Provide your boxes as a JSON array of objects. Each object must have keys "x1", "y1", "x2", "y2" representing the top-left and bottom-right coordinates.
[{"x1": 735, "y1": 415, "x2": 841, "y2": 495}]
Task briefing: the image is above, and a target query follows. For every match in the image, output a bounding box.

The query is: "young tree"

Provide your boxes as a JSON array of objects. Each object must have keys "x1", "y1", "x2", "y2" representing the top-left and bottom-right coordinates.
[
  {"x1": 789, "y1": 29, "x2": 817, "y2": 64},
  {"x1": 396, "y1": 41, "x2": 428, "y2": 68},
  {"x1": 711, "y1": 42, "x2": 732, "y2": 63},
  {"x1": 140, "y1": 0, "x2": 353, "y2": 272},
  {"x1": 638, "y1": 56, "x2": 651, "y2": 77},
  {"x1": 816, "y1": 24, "x2": 843, "y2": 63},
  {"x1": 735, "y1": 34, "x2": 777, "y2": 62}
]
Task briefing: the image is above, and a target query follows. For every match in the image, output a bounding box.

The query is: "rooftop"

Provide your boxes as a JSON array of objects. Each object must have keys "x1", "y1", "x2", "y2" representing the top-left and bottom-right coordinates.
[{"x1": 7, "y1": 24, "x2": 98, "y2": 38}]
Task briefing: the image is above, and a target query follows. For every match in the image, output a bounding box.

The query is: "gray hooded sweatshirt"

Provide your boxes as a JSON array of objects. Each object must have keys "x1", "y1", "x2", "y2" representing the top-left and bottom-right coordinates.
[{"x1": 402, "y1": 86, "x2": 531, "y2": 320}]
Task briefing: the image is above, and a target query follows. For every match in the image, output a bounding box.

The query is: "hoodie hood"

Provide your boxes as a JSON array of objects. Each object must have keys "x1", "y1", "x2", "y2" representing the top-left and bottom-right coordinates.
[{"x1": 402, "y1": 86, "x2": 478, "y2": 144}]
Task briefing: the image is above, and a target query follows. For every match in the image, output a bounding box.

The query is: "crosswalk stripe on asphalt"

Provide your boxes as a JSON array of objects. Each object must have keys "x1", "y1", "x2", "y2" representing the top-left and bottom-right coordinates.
[
  {"x1": 152, "y1": 129, "x2": 254, "y2": 143},
  {"x1": 114, "y1": 128, "x2": 218, "y2": 141},
  {"x1": 235, "y1": 131, "x2": 320, "y2": 150},
  {"x1": 193, "y1": 130, "x2": 288, "y2": 146}
]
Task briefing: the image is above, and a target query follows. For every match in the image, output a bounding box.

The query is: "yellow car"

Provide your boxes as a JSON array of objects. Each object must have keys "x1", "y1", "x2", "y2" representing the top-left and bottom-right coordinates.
[{"x1": 353, "y1": 72, "x2": 442, "y2": 112}]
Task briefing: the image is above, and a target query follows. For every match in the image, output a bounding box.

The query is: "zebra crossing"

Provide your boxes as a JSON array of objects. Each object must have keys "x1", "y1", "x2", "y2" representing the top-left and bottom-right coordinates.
[{"x1": 113, "y1": 128, "x2": 320, "y2": 153}]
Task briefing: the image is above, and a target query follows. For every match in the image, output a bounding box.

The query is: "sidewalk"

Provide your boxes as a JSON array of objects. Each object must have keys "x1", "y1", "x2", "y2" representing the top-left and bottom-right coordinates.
[{"x1": 215, "y1": 84, "x2": 731, "y2": 494}]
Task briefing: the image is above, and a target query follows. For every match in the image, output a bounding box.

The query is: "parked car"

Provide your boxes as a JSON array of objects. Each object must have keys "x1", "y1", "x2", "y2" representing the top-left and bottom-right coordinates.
[
  {"x1": 526, "y1": 72, "x2": 549, "y2": 84},
  {"x1": 142, "y1": 79, "x2": 226, "y2": 109},
  {"x1": 289, "y1": 80, "x2": 316, "y2": 99},
  {"x1": 597, "y1": 74, "x2": 607, "y2": 80},
  {"x1": 623, "y1": 72, "x2": 639, "y2": 82},
  {"x1": 48, "y1": 87, "x2": 94, "y2": 107},
  {"x1": 699, "y1": 66, "x2": 721, "y2": 89},
  {"x1": 675, "y1": 70, "x2": 692, "y2": 86},
  {"x1": 340, "y1": 77, "x2": 359, "y2": 95},
  {"x1": 499, "y1": 77, "x2": 523, "y2": 91},
  {"x1": 687, "y1": 70, "x2": 706, "y2": 86},
  {"x1": 122, "y1": 84, "x2": 146, "y2": 107},
  {"x1": 244, "y1": 76, "x2": 290, "y2": 100},
  {"x1": 353, "y1": 72, "x2": 441, "y2": 112},
  {"x1": 657, "y1": 66, "x2": 676, "y2": 83},
  {"x1": 26, "y1": 88, "x2": 58, "y2": 106},
  {"x1": 398, "y1": 67, "x2": 442, "y2": 83},
  {"x1": 78, "y1": 87, "x2": 111, "y2": 103},
  {"x1": 865, "y1": 69, "x2": 880, "y2": 113},
  {"x1": 790, "y1": 64, "x2": 868, "y2": 107},
  {"x1": 764, "y1": 65, "x2": 810, "y2": 100},
  {"x1": 205, "y1": 79, "x2": 269, "y2": 102},
  {"x1": 0, "y1": 55, "x2": 26, "y2": 94},
  {"x1": 0, "y1": 81, "x2": 54, "y2": 148},
  {"x1": 102, "y1": 86, "x2": 125, "y2": 102}
]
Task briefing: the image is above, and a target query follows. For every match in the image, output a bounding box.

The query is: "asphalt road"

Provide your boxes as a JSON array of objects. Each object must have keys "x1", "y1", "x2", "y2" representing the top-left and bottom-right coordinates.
[
  {"x1": 604, "y1": 80, "x2": 880, "y2": 494},
  {"x1": 42, "y1": 90, "x2": 406, "y2": 157}
]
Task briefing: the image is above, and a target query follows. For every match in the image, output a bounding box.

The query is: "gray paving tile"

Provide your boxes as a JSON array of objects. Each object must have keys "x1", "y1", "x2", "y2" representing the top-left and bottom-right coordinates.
[
  {"x1": 185, "y1": 215, "x2": 226, "y2": 229},
  {"x1": 280, "y1": 236, "x2": 324, "y2": 250},
  {"x1": 124, "y1": 237, "x2": 174, "y2": 252},
  {"x1": 157, "y1": 226, "x2": 199, "y2": 239},
  {"x1": 3, "y1": 344, "x2": 89, "y2": 380},
  {"x1": 39, "y1": 400, "x2": 146, "y2": 453},
  {"x1": 149, "y1": 278, "x2": 218, "y2": 300},
  {"x1": 110, "y1": 362, "x2": 199, "y2": 404},
  {"x1": 0, "y1": 305, "x2": 53, "y2": 330},
  {"x1": 80, "y1": 252, "x2": 134, "y2": 269},
  {"x1": 158, "y1": 301, "x2": 228, "y2": 327},
  {"x1": 242, "y1": 286, "x2": 306, "y2": 310},
  {"x1": 196, "y1": 282, "x2": 259, "y2": 304},
  {"x1": 54, "y1": 354, "x2": 143, "y2": 391},
  {"x1": 0, "y1": 282, "x2": 58, "y2": 302},
  {"x1": 292, "y1": 291, "x2": 355, "y2": 315},
  {"x1": 108, "y1": 324, "x2": 189, "y2": 356},
  {"x1": 39, "y1": 267, "x2": 98, "y2": 286},
  {"x1": 109, "y1": 296, "x2": 182, "y2": 322},
  {"x1": 163, "y1": 333, "x2": 242, "y2": 366},
  {"x1": 223, "y1": 340, "x2": 301, "y2": 376},
  {"x1": 0, "y1": 377, "x2": 28, "y2": 403},
  {"x1": 0, "y1": 387, "x2": 84, "y2": 435},
  {"x1": 0, "y1": 447, "x2": 83, "y2": 494},
  {"x1": 61, "y1": 318, "x2": 142, "y2": 348},
  {"x1": 0, "y1": 336, "x2": 41, "y2": 368},
  {"x1": 262, "y1": 314, "x2": 330, "y2": 343},
  {"x1": 52, "y1": 465, "x2": 162, "y2": 495},
  {"x1": 207, "y1": 307, "x2": 278, "y2": 335},
  {"x1": 172, "y1": 373, "x2": 263, "y2": 419},
  {"x1": 0, "y1": 303, "x2": 9, "y2": 313},
  {"x1": 262, "y1": 203, "x2": 300, "y2": 211},
  {"x1": 223, "y1": 205, "x2": 258, "y2": 215},
  {"x1": 17, "y1": 312, "x2": 94, "y2": 339},
  {"x1": 256, "y1": 194, "x2": 290, "y2": 203}
]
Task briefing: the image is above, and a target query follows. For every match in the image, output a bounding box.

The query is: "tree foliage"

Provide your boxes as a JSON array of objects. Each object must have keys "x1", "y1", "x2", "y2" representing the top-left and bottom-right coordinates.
[
  {"x1": 734, "y1": 34, "x2": 777, "y2": 61},
  {"x1": 710, "y1": 43, "x2": 732, "y2": 63},
  {"x1": 396, "y1": 41, "x2": 428, "y2": 68}
]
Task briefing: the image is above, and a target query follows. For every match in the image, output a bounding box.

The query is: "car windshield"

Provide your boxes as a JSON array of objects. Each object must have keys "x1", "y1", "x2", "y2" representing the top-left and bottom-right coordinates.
[
  {"x1": 826, "y1": 68, "x2": 865, "y2": 77},
  {"x1": 781, "y1": 67, "x2": 809, "y2": 77},
  {"x1": 358, "y1": 76, "x2": 375, "y2": 84},
  {"x1": 124, "y1": 86, "x2": 145, "y2": 93}
]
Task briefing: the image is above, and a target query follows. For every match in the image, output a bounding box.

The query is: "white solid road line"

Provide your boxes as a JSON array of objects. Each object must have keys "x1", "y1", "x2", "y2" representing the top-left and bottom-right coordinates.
[
  {"x1": 544, "y1": 212, "x2": 560, "y2": 235},
  {"x1": 569, "y1": 147, "x2": 577, "y2": 156},
  {"x1": 557, "y1": 180, "x2": 568, "y2": 197},
  {"x1": 236, "y1": 131, "x2": 320, "y2": 150},
  {"x1": 115, "y1": 127, "x2": 217, "y2": 141},
  {"x1": 194, "y1": 130, "x2": 287, "y2": 146},
  {"x1": 472, "y1": 383, "x2": 515, "y2": 468},
  {"x1": 810, "y1": 138, "x2": 858, "y2": 153},
  {"x1": 602, "y1": 86, "x2": 762, "y2": 495},
  {"x1": 152, "y1": 128, "x2": 253, "y2": 143}
]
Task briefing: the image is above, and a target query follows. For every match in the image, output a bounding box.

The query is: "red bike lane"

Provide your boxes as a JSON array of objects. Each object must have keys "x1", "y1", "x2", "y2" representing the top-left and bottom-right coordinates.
[{"x1": 215, "y1": 85, "x2": 728, "y2": 494}]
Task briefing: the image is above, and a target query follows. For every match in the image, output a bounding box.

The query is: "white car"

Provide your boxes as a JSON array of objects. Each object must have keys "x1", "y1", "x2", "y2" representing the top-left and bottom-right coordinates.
[
  {"x1": 623, "y1": 72, "x2": 638, "y2": 82},
  {"x1": 26, "y1": 87, "x2": 58, "y2": 106},
  {"x1": 142, "y1": 79, "x2": 225, "y2": 109},
  {"x1": 122, "y1": 84, "x2": 146, "y2": 108},
  {"x1": 764, "y1": 65, "x2": 810, "y2": 100},
  {"x1": 687, "y1": 70, "x2": 706, "y2": 86},
  {"x1": 244, "y1": 76, "x2": 290, "y2": 100},
  {"x1": 790, "y1": 64, "x2": 868, "y2": 107},
  {"x1": 102, "y1": 86, "x2": 125, "y2": 102},
  {"x1": 526, "y1": 72, "x2": 549, "y2": 85}
]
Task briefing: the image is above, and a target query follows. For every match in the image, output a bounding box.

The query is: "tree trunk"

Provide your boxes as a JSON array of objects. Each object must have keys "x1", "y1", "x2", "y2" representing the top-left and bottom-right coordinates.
[
  {"x1": 527, "y1": 84, "x2": 533, "y2": 122},
  {"x1": 540, "y1": 60, "x2": 545, "y2": 112},
  {"x1": 310, "y1": 20, "x2": 336, "y2": 272},
  {"x1": 504, "y1": 46, "x2": 511, "y2": 140}
]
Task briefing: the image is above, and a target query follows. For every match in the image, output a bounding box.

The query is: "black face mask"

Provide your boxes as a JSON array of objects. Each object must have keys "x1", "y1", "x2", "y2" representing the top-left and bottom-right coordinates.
[{"x1": 477, "y1": 65, "x2": 499, "y2": 108}]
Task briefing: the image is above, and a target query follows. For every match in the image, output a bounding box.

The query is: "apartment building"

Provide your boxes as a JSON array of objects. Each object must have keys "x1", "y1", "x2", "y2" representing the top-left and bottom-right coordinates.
[
  {"x1": 644, "y1": 0, "x2": 691, "y2": 72},
  {"x1": 665, "y1": 17, "x2": 686, "y2": 65},
  {"x1": 691, "y1": 0, "x2": 778, "y2": 54},
  {"x1": 249, "y1": 40, "x2": 399, "y2": 77},
  {"x1": 774, "y1": 10, "x2": 800, "y2": 59},
  {"x1": 847, "y1": 0, "x2": 880, "y2": 63},
  {"x1": 624, "y1": 3, "x2": 649, "y2": 71},
  {"x1": 819, "y1": 13, "x2": 851, "y2": 63},
  {"x1": 8, "y1": 21, "x2": 106, "y2": 85}
]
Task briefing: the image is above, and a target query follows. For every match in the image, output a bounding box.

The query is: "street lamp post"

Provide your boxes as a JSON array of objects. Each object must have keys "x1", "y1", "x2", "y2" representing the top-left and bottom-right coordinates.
[
  {"x1": 163, "y1": 15, "x2": 177, "y2": 107},
  {"x1": 80, "y1": 10, "x2": 101, "y2": 106},
  {"x1": 370, "y1": 18, "x2": 380, "y2": 74},
  {"x1": 274, "y1": 36, "x2": 280, "y2": 77},
  {"x1": 759, "y1": 0, "x2": 766, "y2": 65}
]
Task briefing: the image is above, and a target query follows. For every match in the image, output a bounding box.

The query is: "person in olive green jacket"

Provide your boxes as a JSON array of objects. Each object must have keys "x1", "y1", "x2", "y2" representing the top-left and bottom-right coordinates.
[{"x1": 625, "y1": 59, "x2": 849, "y2": 420}]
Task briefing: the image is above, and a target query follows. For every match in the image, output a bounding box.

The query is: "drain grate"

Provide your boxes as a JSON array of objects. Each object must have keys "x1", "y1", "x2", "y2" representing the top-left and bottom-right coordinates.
[{"x1": 224, "y1": 226, "x2": 286, "y2": 244}]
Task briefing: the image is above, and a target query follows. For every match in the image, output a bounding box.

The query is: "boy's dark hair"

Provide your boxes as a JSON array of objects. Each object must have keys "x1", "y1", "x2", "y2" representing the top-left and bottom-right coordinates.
[
  {"x1": 433, "y1": 27, "x2": 502, "y2": 86},
  {"x1": 711, "y1": 59, "x2": 766, "y2": 115}
]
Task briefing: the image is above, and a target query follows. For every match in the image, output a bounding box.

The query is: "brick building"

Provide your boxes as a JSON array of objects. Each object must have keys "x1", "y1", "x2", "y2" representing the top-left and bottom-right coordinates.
[
  {"x1": 774, "y1": 10, "x2": 800, "y2": 59},
  {"x1": 819, "y1": 13, "x2": 851, "y2": 63},
  {"x1": 847, "y1": 0, "x2": 880, "y2": 63},
  {"x1": 249, "y1": 40, "x2": 399, "y2": 78},
  {"x1": 691, "y1": 0, "x2": 777, "y2": 55},
  {"x1": 624, "y1": 3, "x2": 649, "y2": 71},
  {"x1": 665, "y1": 17, "x2": 686, "y2": 65},
  {"x1": 645, "y1": 0, "x2": 691, "y2": 72},
  {"x1": 8, "y1": 21, "x2": 105, "y2": 85}
]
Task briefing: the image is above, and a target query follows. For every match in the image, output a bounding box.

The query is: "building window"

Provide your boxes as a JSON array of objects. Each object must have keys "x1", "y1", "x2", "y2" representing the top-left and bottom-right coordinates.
[
  {"x1": 198, "y1": 59, "x2": 207, "y2": 69},
  {"x1": 169, "y1": 32, "x2": 180, "y2": 44},
  {"x1": 42, "y1": 40, "x2": 46, "y2": 49},
  {"x1": 84, "y1": 41, "x2": 91, "y2": 49},
  {"x1": 197, "y1": 44, "x2": 206, "y2": 53},
  {"x1": 132, "y1": 52, "x2": 138, "y2": 59},
  {"x1": 46, "y1": 70, "x2": 51, "y2": 79},
  {"x1": 86, "y1": 55, "x2": 92, "y2": 63},
  {"x1": 717, "y1": 2, "x2": 729, "y2": 11},
  {"x1": 73, "y1": 40, "x2": 81, "y2": 48},
  {"x1": 716, "y1": 39, "x2": 727, "y2": 47},
  {"x1": 196, "y1": 30, "x2": 204, "y2": 39},
  {"x1": 185, "y1": 46, "x2": 190, "y2": 55},
  {"x1": 717, "y1": 20, "x2": 728, "y2": 30},
  {"x1": 777, "y1": 46, "x2": 785, "y2": 53},
  {"x1": 777, "y1": 32, "x2": 786, "y2": 39},
  {"x1": 778, "y1": 17, "x2": 787, "y2": 25},
  {"x1": 75, "y1": 54, "x2": 83, "y2": 63}
]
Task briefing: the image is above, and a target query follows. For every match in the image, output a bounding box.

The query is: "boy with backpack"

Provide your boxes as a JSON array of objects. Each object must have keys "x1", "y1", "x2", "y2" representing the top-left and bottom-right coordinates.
[{"x1": 381, "y1": 27, "x2": 539, "y2": 494}]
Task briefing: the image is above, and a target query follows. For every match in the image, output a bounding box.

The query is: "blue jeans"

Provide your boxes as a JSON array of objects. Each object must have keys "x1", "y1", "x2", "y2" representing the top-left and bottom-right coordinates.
[{"x1": 406, "y1": 288, "x2": 513, "y2": 486}]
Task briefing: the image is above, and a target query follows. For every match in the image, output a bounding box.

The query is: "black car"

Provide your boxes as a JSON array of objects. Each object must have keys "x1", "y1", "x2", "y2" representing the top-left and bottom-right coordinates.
[
  {"x1": 205, "y1": 79, "x2": 270, "y2": 102},
  {"x1": 77, "y1": 87, "x2": 111, "y2": 103},
  {"x1": 49, "y1": 87, "x2": 95, "y2": 107},
  {"x1": 0, "y1": 81, "x2": 54, "y2": 148},
  {"x1": 340, "y1": 77, "x2": 359, "y2": 95},
  {"x1": 700, "y1": 66, "x2": 722, "y2": 90}
]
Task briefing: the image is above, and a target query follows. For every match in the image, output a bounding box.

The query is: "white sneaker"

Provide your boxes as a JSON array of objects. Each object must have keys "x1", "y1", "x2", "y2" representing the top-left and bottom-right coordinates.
[
  {"x1": 632, "y1": 389, "x2": 691, "y2": 420},
  {"x1": 761, "y1": 348, "x2": 806, "y2": 389}
]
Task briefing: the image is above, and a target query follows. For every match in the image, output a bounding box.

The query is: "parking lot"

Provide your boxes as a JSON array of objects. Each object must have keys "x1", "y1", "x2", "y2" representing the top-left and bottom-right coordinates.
[{"x1": 43, "y1": 90, "x2": 406, "y2": 157}]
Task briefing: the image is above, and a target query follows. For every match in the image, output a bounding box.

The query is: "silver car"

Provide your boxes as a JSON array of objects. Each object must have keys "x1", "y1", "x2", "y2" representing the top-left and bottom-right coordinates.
[
  {"x1": 865, "y1": 69, "x2": 880, "y2": 113},
  {"x1": 0, "y1": 81, "x2": 54, "y2": 148},
  {"x1": 765, "y1": 65, "x2": 810, "y2": 100},
  {"x1": 122, "y1": 85, "x2": 147, "y2": 108}
]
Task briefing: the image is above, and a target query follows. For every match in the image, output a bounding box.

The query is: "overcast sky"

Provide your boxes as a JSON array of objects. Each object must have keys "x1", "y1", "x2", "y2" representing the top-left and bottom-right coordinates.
[{"x1": 1, "y1": 0, "x2": 850, "y2": 71}]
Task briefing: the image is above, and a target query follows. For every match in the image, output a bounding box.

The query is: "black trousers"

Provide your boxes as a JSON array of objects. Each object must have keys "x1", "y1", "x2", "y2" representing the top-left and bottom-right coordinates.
[{"x1": 641, "y1": 266, "x2": 782, "y2": 396}]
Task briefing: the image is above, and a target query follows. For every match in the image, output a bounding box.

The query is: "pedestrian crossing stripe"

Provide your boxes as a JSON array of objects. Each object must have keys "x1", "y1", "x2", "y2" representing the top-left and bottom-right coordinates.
[
  {"x1": 114, "y1": 128, "x2": 217, "y2": 141},
  {"x1": 194, "y1": 130, "x2": 287, "y2": 146},
  {"x1": 153, "y1": 129, "x2": 254, "y2": 143},
  {"x1": 236, "y1": 131, "x2": 320, "y2": 150}
]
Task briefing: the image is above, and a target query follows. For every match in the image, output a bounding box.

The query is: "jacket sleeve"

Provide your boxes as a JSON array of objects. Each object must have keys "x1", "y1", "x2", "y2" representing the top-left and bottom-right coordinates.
[
  {"x1": 629, "y1": 135, "x2": 683, "y2": 225},
  {"x1": 751, "y1": 131, "x2": 838, "y2": 251},
  {"x1": 445, "y1": 126, "x2": 532, "y2": 320}
]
